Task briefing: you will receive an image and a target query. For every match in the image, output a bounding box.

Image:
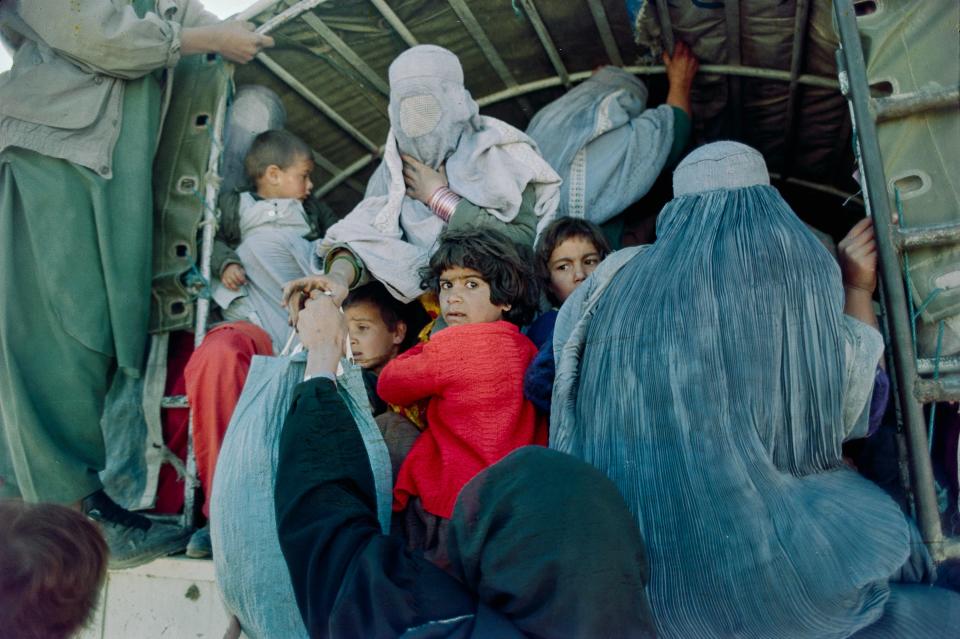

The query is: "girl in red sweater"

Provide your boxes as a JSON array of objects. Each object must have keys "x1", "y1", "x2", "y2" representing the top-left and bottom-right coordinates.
[{"x1": 377, "y1": 228, "x2": 545, "y2": 561}]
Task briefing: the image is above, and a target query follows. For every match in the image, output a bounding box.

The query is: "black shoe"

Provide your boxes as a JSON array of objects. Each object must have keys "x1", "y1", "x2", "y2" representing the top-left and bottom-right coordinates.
[
  {"x1": 82, "y1": 490, "x2": 193, "y2": 570},
  {"x1": 185, "y1": 525, "x2": 212, "y2": 559}
]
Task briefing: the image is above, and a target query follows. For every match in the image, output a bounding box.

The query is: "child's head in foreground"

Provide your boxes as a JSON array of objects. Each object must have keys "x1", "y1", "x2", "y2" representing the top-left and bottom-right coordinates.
[
  {"x1": 0, "y1": 501, "x2": 108, "y2": 639},
  {"x1": 535, "y1": 217, "x2": 611, "y2": 306},
  {"x1": 244, "y1": 129, "x2": 314, "y2": 201},
  {"x1": 343, "y1": 282, "x2": 425, "y2": 373},
  {"x1": 421, "y1": 228, "x2": 539, "y2": 328}
]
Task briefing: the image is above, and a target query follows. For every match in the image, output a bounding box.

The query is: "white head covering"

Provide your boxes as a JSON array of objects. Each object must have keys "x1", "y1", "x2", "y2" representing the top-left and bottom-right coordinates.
[{"x1": 320, "y1": 45, "x2": 560, "y2": 301}]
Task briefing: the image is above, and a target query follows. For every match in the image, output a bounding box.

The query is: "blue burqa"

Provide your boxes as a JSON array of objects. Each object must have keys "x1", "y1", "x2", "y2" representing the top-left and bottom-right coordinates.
[
  {"x1": 551, "y1": 142, "x2": 960, "y2": 637},
  {"x1": 525, "y1": 66, "x2": 673, "y2": 224}
]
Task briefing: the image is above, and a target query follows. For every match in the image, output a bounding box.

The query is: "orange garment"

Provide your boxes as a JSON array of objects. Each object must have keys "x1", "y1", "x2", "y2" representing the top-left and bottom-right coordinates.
[
  {"x1": 378, "y1": 320, "x2": 545, "y2": 519},
  {"x1": 184, "y1": 321, "x2": 273, "y2": 518}
]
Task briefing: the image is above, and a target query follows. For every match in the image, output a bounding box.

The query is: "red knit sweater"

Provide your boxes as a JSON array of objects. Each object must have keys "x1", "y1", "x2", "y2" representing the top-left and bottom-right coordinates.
[{"x1": 377, "y1": 320, "x2": 546, "y2": 518}]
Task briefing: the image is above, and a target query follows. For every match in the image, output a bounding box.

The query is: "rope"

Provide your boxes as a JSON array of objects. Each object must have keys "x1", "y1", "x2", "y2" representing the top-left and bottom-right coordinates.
[
  {"x1": 928, "y1": 320, "x2": 945, "y2": 453},
  {"x1": 893, "y1": 185, "x2": 946, "y2": 453}
]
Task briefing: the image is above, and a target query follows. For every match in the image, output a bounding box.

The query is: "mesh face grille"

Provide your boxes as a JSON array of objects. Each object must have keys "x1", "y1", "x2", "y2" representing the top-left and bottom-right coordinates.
[{"x1": 399, "y1": 94, "x2": 442, "y2": 137}]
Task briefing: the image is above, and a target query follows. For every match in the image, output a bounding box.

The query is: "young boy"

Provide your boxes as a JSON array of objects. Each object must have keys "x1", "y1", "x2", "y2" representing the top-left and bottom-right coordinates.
[
  {"x1": 376, "y1": 228, "x2": 543, "y2": 562},
  {"x1": 213, "y1": 129, "x2": 338, "y2": 349},
  {"x1": 343, "y1": 282, "x2": 420, "y2": 375},
  {"x1": 342, "y1": 281, "x2": 429, "y2": 422}
]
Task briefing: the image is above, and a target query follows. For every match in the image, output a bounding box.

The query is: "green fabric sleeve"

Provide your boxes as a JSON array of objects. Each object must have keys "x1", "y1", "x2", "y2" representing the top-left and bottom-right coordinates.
[
  {"x1": 303, "y1": 196, "x2": 340, "y2": 240},
  {"x1": 446, "y1": 184, "x2": 537, "y2": 247},
  {"x1": 667, "y1": 107, "x2": 692, "y2": 168},
  {"x1": 211, "y1": 190, "x2": 243, "y2": 277}
]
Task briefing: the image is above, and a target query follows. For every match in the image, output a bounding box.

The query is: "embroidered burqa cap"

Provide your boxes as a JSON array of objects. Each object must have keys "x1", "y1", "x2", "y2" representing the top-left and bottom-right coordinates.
[
  {"x1": 671, "y1": 140, "x2": 769, "y2": 196},
  {"x1": 551, "y1": 141, "x2": 916, "y2": 637}
]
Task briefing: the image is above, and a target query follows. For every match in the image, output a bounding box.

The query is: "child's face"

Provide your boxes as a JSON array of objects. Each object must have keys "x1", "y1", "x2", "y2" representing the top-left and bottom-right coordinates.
[
  {"x1": 345, "y1": 302, "x2": 406, "y2": 374},
  {"x1": 439, "y1": 267, "x2": 510, "y2": 326},
  {"x1": 258, "y1": 155, "x2": 314, "y2": 201},
  {"x1": 548, "y1": 236, "x2": 603, "y2": 304}
]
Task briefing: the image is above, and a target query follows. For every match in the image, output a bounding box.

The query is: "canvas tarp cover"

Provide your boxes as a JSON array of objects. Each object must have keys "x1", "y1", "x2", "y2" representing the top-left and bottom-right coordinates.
[
  {"x1": 235, "y1": 0, "x2": 853, "y2": 218},
  {"x1": 631, "y1": 0, "x2": 849, "y2": 180},
  {"x1": 857, "y1": 0, "x2": 960, "y2": 358}
]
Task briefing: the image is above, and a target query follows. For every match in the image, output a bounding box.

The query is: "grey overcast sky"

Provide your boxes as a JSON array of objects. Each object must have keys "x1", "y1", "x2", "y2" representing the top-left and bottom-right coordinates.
[{"x1": 0, "y1": 1, "x2": 249, "y2": 72}]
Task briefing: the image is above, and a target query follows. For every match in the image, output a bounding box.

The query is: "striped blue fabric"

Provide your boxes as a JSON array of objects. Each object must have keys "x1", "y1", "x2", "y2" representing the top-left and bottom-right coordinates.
[{"x1": 551, "y1": 164, "x2": 922, "y2": 636}]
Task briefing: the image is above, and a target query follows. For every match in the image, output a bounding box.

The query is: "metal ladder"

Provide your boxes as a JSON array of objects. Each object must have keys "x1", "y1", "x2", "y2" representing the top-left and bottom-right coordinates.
[
  {"x1": 834, "y1": 0, "x2": 960, "y2": 561},
  {"x1": 156, "y1": 2, "x2": 318, "y2": 532}
]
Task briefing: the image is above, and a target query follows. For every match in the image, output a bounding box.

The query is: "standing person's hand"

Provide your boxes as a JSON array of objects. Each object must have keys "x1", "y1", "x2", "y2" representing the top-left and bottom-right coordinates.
[
  {"x1": 402, "y1": 154, "x2": 448, "y2": 205},
  {"x1": 838, "y1": 217, "x2": 878, "y2": 295},
  {"x1": 182, "y1": 21, "x2": 274, "y2": 65},
  {"x1": 664, "y1": 41, "x2": 699, "y2": 116}
]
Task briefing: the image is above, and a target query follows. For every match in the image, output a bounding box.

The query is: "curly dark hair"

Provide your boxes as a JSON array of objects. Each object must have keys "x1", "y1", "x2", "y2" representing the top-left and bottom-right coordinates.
[
  {"x1": 420, "y1": 227, "x2": 540, "y2": 327},
  {"x1": 343, "y1": 280, "x2": 430, "y2": 352},
  {"x1": 534, "y1": 217, "x2": 611, "y2": 306}
]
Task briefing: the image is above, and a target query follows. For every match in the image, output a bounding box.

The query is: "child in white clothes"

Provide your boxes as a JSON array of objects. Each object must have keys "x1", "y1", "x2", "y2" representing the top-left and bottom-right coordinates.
[{"x1": 214, "y1": 130, "x2": 328, "y2": 349}]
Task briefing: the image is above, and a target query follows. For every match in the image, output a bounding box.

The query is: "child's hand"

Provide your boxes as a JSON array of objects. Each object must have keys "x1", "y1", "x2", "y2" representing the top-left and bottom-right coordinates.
[
  {"x1": 402, "y1": 154, "x2": 448, "y2": 205},
  {"x1": 282, "y1": 274, "x2": 349, "y2": 326},
  {"x1": 838, "y1": 217, "x2": 878, "y2": 294},
  {"x1": 221, "y1": 263, "x2": 247, "y2": 290}
]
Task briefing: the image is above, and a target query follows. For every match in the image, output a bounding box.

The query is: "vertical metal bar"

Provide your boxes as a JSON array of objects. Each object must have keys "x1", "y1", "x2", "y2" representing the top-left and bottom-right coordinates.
[
  {"x1": 585, "y1": 0, "x2": 624, "y2": 66},
  {"x1": 369, "y1": 0, "x2": 419, "y2": 47},
  {"x1": 653, "y1": 0, "x2": 675, "y2": 54},
  {"x1": 724, "y1": 0, "x2": 743, "y2": 138},
  {"x1": 298, "y1": 12, "x2": 391, "y2": 96},
  {"x1": 445, "y1": 0, "x2": 533, "y2": 115},
  {"x1": 256, "y1": 52, "x2": 381, "y2": 153},
  {"x1": 517, "y1": 0, "x2": 571, "y2": 88},
  {"x1": 834, "y1": 0, "x2": 945, "y2": 556},
  {"x1": 780, "y1": 0, "x2": 812, "y2": 175},
  {"x1": 183, "y1": 69, "x2": 231, "y2": 530}
]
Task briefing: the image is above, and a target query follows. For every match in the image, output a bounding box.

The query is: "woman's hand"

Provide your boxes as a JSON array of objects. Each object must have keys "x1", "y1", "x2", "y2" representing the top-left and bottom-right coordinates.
[
  {"x1": 402, "y1": 154, "x2": 448, "y2": 205},
  {"x1": 220, "y1": 263, "x2": 247, "y2": 291},
  {"x1": 663, "y1": 41, "x2": 699, "y2": 116},
  {"x1": 838, "y1": 217, "x2": 878, "y2": 295},
  {"x1": 182, "y1": 21, "x2": 274, "y2": 65},
  {"x1": 282, "y1": 274, "x2": 350, "y2": 326},
  {"x1": 297, "y1": 293, "x2": 346, "y2": 378}
]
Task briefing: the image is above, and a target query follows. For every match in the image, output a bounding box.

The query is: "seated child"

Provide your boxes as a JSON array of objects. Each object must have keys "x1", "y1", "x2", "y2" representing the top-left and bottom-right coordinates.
[
  {"x1": 524, "y1": 218, "x2": 611, "y2": 414},
  {"x1": 343, "y1": 282, "x2": 421, "y2": 375},
  {"x1": 376, "y1": 228, "x2": 544, "y2": 561},
  {"x1": 527, "y1": 217, "x2": 612, "y2": 348},
  {"x1": 213, "y1": 129, "x2": 337, "y2": 350},
  {"x1": 342, "y1": 281, "x2": 428, "y2": 416},
  {"x1": 0, "y1": 501, "x2": 107, "y2": 639}
]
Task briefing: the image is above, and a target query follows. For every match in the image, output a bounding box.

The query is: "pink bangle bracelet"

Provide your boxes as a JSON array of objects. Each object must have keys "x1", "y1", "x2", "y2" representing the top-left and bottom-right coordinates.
[{"x1": 428, "y1": 186, "x2": 461, "y2": 223}]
